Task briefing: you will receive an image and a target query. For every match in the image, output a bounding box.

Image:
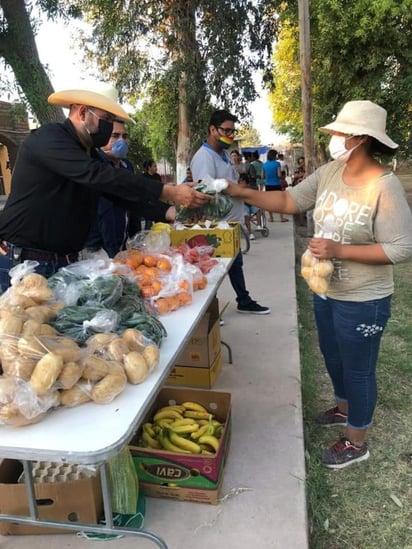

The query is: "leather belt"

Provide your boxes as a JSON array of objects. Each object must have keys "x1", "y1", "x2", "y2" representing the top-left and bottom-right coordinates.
[{"x1": 4, "y1": 242, "x2": 79, "y2": 266}]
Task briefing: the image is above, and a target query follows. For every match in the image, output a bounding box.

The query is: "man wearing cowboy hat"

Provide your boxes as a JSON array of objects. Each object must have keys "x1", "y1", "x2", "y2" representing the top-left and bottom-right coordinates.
[{"x1": 0, "y1": 82, "x2": 209, "y2": 290}]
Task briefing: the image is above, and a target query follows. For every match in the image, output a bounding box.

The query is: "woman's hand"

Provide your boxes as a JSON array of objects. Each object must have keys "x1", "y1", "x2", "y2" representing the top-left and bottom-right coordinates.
[
  {"x1": 223, "y1": 180, "x2": 247, "y2": 197},
  {"x1": 309, "y1": 238, "x2": 342, "y2": 260}
]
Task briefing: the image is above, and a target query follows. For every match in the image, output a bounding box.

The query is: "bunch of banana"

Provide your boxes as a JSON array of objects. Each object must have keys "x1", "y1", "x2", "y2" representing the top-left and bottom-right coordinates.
[{"x1": 138, "y1": 401, "x2": 225, "y2": 455}]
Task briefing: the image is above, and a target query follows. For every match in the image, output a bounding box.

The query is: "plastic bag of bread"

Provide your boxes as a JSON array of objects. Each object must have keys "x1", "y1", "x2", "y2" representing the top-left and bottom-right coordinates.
[
  {"x1": 60, "y1": 360, "x2": 127, "y2": 407},
  {"x1": 0, "y1": 334, "x2": 84, "y2": 393},
  {"x1": 301, "y1": 249, "x2": 334, "y2": 299},
  {"x1": 0, "y1": 262, "x2": 64, "y2": 326},
  {"x1": 0, "y1": 375, "x2": 60, "y2": 426},
  {"x1": 84, "y1": 329, "x2": 160, "y2": 383}
]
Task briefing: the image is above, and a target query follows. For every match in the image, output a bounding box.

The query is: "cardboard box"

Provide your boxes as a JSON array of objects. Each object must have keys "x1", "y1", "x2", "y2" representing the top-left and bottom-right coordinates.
[
  {"x1": 0, "y1": 459, "x2": 102, "y2": 535},
  {"x1": 171, "y1": 222, "x2": 240, "y2": 258},
  {"x1": 176, "y1": 297, "x2": 221, "y2": 367},
  {"x1": 139, "y1": 469, "x2": 224, "y2": 505},
  {"x1": 129, "y1": 387, "x2": 231, "y2": 504},
  {"x1": 166, "y1": 350, "x2": 223, "y2": 388}
]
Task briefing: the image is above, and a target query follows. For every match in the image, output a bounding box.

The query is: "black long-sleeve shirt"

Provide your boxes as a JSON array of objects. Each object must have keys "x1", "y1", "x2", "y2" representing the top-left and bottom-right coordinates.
[{"x1": 0, "y1": 119, "x2": 169, "y2": 254}]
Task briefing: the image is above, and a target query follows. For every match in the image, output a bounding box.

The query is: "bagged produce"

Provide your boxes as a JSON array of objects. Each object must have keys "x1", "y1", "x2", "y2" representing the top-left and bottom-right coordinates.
[
  {"x1": 300, "y1": 249, "x2": 334, "y2": 298},
  {"x1": 0, "y1": 375, "x2": 60, "y2": 426},
  {"x1": 175, "y1": 176, "x2": 233, "y2": 222}
]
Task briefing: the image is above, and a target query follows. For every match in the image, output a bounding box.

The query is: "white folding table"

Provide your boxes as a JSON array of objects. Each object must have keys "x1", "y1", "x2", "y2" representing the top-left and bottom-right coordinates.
[{"x1": 0, "y1": 258, "x2": 232, "y2": 548}]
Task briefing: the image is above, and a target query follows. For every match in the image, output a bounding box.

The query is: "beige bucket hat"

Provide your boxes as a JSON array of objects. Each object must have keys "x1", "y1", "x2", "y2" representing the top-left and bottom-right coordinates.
[
  {"x1": 319, "y1": 100, "x2": 398, "y2": 149},
  {"x1": 48, "y1": 82, "x2": 133, "y2": 123}
]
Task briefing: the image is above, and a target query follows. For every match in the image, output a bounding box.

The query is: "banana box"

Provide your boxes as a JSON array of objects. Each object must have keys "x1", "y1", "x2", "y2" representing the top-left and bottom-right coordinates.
[
  {"x1": 129, "y1": 387, "x2": 231, "y2": 504},
  {"x1": 170, "y1": 222, "x2": 240, "y2": 257}
]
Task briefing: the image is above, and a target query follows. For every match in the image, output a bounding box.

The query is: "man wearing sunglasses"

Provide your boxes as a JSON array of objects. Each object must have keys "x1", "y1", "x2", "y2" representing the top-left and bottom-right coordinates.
[{"x1": 190, "y1": 109, "x2": 270, "y2": 315}]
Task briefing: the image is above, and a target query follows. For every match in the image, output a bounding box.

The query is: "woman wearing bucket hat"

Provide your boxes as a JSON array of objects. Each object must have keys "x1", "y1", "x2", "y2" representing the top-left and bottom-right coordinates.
[
  {"x1": 225, "y1": 100, "x2": 412, "y2": 468},
  {"x1": 0, "y1": 82, "x2": 210, "y2": 289}
]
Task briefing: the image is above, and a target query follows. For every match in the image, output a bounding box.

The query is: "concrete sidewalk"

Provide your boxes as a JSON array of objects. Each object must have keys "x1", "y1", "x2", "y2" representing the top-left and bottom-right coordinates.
[{"x1": 4, "y1": 220, "x2": 308, "y2": 549}]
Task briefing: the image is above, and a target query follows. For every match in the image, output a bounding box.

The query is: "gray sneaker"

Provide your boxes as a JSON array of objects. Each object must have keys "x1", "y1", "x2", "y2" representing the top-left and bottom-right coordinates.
[
  {"x1": 317, "y1": 406, "x2": 347, "y2": 427},
  {"x1": 321, "y1": 435, "x2": 370, "y2": 469}
]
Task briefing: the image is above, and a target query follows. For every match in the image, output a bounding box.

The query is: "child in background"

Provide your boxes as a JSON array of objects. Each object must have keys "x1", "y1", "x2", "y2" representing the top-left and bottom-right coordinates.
[{"x1": 280, "y1": 170, "x2": 288, "y2": 190}]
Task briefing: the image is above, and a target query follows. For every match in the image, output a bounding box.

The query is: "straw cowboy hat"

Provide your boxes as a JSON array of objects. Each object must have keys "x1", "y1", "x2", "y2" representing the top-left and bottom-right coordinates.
[
  {"x1": 319, "y1": 100, "x2": 398, "y2": 149},
  {"x1": 48, "y1": 82, "x2": 134, "y2": 123}
]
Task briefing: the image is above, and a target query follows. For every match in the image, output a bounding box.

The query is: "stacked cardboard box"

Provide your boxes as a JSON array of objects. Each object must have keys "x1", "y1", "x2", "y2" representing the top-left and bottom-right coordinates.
[
  {"x1": 129, "y1": 387, "x2": 231, "y2": 504},
  {"x1": 166, "y1": 297, "x2": 222, "y2": 388}
]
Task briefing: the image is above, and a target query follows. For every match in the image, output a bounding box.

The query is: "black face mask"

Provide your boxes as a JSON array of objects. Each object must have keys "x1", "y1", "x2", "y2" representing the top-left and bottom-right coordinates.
[{"x1": 89, "y1": 118, "x2": 114, "y2": 148}]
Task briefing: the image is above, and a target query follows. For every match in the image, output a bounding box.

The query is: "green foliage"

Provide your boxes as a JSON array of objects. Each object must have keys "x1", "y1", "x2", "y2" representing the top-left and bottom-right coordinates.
[
  {"x1": 237, "y1": 125, "x2": 261, "y2": 146},
  {"x1": 0, "y1": 0, "x2": 66, "y2": 123},
  {"x1": 61, "y1": 0, "x2": 278, "y2": 165},
  {"x1": 268, "y1": 0, "x2": 412, "y2": 156},
  {"x1": 126, "y1": 112, "x2": 153, "y2": 175},
  {"x1": 268, "y1": 20, "x2": 303, "y2": 142}
]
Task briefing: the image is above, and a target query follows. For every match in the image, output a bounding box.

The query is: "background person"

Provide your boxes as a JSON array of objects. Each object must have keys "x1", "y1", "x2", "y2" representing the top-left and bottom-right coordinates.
[
  {"x1": 292, "y1": 155, "x2": 307, "y2": 227},
  {"x1": 224, "y1": 100, "x2": 412, "y2": 468},
  {"x1": 129, "y1": 159, "x2": 163, "y2": 233},
  {"x1": 0, "y1": 83, "x2": 209, "y2": 290},
  {"x1": 240, "y1": 173, "x2": 262, "y2": 240},
  {"x1": 190, "y1": 109, "x2": 270, "y2": 315},
  {"x1": 251, "y1": 150, "x2": 265, "y2": 190},
  {"x1": 182, "y1": 167, "x2": 193, "y2": 183},
  {"x1": 263, "y1": 149, "x2": 288, "y2": 222},
  {"x1": 84, "y1": 118, "x2": 134, "y2": 257}
]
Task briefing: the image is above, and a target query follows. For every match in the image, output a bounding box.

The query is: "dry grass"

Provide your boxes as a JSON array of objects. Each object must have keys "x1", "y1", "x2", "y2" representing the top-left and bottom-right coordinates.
[{"x1": 296, "y1": 172, "x2": 412, "y2": 549}]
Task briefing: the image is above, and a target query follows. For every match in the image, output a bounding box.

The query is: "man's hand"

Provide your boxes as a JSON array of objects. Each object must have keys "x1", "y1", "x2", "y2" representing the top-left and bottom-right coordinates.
[{"x1": 161, "y1": 183, "x2": 211, "y2": 208}]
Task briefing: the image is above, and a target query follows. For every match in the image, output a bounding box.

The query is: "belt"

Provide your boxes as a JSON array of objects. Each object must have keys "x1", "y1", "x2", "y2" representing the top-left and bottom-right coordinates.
[{"x1": 5, "y1": 242, "x2": 79, "y2": 266}]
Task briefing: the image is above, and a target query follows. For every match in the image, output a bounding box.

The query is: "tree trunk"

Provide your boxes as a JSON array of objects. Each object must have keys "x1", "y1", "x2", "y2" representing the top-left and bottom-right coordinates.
[
  {"x1": 173, "y1": 0, "x2": 204, "y2": 183},
  {"x1": 0, "y1": 0, "x2": 65, "y2": 124},
  {"x1": 176, "y1": 71, "x2": 192, "y2": 184}
]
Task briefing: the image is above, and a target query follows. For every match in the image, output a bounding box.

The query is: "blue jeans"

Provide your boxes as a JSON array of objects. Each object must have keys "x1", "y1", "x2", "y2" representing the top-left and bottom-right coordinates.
[
  {"x1": 228, "y1": 252, "x2": 251, "y2": 306},
  {"x1": 0, "y1": 247, "x2": 76, "y2": 293},
  {"x1": 313, "y1": 294, "x2": 391, "y2": 429}
]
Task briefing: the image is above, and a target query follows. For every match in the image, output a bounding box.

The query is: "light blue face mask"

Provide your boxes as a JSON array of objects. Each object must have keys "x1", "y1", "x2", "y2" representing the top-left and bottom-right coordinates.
[{"x1": 111, "y1": 139, "x2": 128, "y2": 159}]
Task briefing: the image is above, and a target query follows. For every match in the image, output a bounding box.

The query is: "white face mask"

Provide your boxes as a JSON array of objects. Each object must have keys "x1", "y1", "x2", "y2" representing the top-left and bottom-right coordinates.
[{"x1": 328, "y1": 135, "x2": 358, "y2": 162}]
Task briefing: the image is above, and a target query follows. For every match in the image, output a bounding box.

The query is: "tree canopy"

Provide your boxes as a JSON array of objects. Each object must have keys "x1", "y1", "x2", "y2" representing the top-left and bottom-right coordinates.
[
  {"x1": 62, "y1": 0, "x2": 277, "y2": 178},
  {"x1": 269, "y1": 0, "x2": 412, "y2": 158}
]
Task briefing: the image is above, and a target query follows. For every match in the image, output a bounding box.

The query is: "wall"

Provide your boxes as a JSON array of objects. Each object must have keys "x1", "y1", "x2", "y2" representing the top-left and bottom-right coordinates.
[{"x1": 0, "y1": 101, "x2": 30, "y2": 194}]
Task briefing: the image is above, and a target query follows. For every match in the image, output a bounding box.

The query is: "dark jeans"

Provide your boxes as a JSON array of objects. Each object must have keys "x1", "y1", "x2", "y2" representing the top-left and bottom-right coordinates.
[
  {"x1": 313, "y1": 294, "x2": 391, "y2": 429},
  {"x1": 228, "y1": 252, "x2": 251, "y2": 306},
  {"x1": 0, "y1": 246, "x2": 77, "y2": 293}
]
